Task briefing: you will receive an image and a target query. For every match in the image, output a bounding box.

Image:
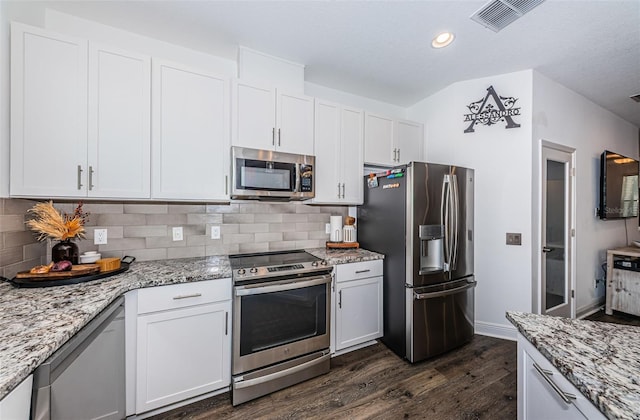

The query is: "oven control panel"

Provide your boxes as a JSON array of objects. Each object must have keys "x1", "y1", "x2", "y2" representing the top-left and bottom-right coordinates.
[
  {"x1": 233, "y1": 261, "x2": 330, "y2": 281},
  {"x1": 267, "y1": 264, "x2": 304, "y2": 272}
]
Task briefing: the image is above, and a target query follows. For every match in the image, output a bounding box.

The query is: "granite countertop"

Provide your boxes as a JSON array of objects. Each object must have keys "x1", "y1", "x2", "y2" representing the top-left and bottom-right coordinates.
[
  {"x1": 0, "y1": 248, "x2": 383, "y2": 400},
  {"x1": 506, "y1": 311, "x2": 640, "y2": 419}
]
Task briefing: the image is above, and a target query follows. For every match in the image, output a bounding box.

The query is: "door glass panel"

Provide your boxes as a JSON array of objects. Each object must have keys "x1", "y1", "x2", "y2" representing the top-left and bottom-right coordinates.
[{"x1": 545, "y1": 160, "x2": 566, "y2": 310}]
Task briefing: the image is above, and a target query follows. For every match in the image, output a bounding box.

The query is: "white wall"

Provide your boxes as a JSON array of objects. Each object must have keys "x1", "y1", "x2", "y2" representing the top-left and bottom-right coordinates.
[
  {"x1": 532, "y1": 71, "x2": 639, "y2": 315},
  {"x1": 407, "y1": 70, "x2": 534, "y2": 339}
]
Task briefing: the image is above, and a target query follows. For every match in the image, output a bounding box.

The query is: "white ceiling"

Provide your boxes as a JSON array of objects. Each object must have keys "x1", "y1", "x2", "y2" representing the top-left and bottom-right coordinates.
[{"x1": 37, "y1": 0, "x2": 640, "y2": 127}]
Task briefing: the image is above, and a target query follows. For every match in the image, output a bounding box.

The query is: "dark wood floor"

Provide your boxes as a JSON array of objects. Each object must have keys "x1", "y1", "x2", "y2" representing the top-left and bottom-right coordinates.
[{"x1": 151, "y1": 310, "x2": 638, "y2": 420}]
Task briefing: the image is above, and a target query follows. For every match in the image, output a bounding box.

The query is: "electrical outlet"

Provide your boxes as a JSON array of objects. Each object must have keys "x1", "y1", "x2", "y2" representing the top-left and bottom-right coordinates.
[
  {"x1": 94, "y1": 229, "x2": 108, "y2": 245},
  {"x1": 211, "y1": 225, "x2": 221, "y2": 239},
  {"x1": 172, "y1": 227, "x2": 183, "y2": 241},
  {"x1": 325, "y1": 223, "x2": 331, "y2": 234}
]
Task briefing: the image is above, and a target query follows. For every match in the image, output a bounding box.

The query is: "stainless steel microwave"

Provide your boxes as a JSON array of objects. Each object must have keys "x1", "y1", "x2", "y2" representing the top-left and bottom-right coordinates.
[{"x1": 230, "y1": 146, "x2": 315, "y2": 200}]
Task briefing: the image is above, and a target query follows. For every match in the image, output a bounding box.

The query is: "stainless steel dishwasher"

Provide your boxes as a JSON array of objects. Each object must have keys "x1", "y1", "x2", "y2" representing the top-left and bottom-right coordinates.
[{"x1": 31, "y1": 296, "x2": 125, "y2": 420}]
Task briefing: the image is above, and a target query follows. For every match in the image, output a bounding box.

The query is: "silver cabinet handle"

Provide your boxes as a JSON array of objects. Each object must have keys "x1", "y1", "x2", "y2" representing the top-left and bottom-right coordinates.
[
  {"x1": 225, "y1": 175, "x2": 228, "y2": 195},
  {"x1": 355, "y1": 269, "x2": 370, "y2": 274},
  {"x1": 272, "y1": 127, "x2": 275, "y2": 145},
  {"x1": 392, "y1": 148, "x2": 397, "y2": 162},
  {"x1": 341, "y1": 183, "x2": 345, "y2": 199},
  {"x1": 338, "y1": 289, "x2": 342, "y2": 308},
  {"x1": 172, "y1": 293, "x2": 202, "y2": 300},
  {"x1": 77, "y1": 165, "x2": 83, "y2": 190},
  {"x1": 278, "y1": 128, "x2": 281, "y2": 146},
  {"x1": 533, "y1": 362, "x2": 577, "y2": 404},
  {"x1": 337, "y1": 183, "x2": 341, "y2": 199},
  {"x1": 397, "y1": 148, "x2": 401, "y2": 162},
  {"x1": 225, "y1": 311, "x2": 228, "y2": 336},
  {"x1": 89, "y1": 166, "x2": 94, "y2": 191}
]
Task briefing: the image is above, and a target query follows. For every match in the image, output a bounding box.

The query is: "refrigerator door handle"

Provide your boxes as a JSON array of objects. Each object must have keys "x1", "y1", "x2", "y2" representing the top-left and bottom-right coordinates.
[
  {"x1": 413, "y1": 280, "x2": 477, "y2": 300},
  {"x1": 441, "y1": 175, "x2": 452, "y2": 272},
  {"x1": 450, "y1": 174, "x2": 460, "y2": 271}
]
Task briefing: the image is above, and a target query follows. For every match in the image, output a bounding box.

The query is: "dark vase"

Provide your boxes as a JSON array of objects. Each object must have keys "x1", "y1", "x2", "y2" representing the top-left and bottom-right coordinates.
[{"x1": 52, "y1": 239, "x2": 79, "y2": 264}]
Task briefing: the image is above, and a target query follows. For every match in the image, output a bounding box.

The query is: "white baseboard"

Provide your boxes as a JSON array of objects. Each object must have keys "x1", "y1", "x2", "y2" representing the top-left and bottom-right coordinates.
[
  {"x1": 577, "y1": 298, "x2": 605, "y2": 319},
  {"x1": 475, "y1": 321, "x2": 518, "y2": 341}
]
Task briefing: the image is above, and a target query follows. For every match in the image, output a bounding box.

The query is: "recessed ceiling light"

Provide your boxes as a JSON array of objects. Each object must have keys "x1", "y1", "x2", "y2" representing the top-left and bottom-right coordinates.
[{"x1": 432, "y1": 32, "x2": 455, "y2": 48}]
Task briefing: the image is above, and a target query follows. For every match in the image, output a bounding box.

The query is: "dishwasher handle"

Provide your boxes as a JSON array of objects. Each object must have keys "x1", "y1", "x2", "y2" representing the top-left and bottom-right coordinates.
[{"x1": 413, "y1": 280, "x2": 477, "y2": 300}]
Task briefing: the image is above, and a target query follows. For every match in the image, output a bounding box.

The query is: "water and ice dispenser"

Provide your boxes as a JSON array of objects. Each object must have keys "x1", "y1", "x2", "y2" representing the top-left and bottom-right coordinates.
[{"x1": 419, "y1": 224, "x2": 445, "y2": 275}]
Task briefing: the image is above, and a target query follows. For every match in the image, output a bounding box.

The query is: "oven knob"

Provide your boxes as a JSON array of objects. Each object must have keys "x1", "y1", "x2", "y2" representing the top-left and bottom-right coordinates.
[
  {"x1": 311, "y1": 261, "x2": 319, "y2": 267},
  {"x1": 250, "y1": 267, "x2": 258, "y2": 274},
  {"x1": 320, "y1": 260, "x2": 328, "y2": 266},
  {"x1": 238, "y1": 269, "x2": 245, "y2": 275}
]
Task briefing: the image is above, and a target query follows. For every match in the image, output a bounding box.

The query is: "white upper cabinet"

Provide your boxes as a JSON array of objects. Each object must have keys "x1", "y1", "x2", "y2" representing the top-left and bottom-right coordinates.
[
  {"x1": 151, "y1": 59, "x2": 230, "y2": 200},
  {"x1": 88, "y1": 43, "x2": 151, "y2": 198},
  {"x1": 364, "y1": 112, "x2": 424, "y2": 166},
  {"x1": 312, "y1": 99, "x2": 363, "y2": 205},
  {"x1": 11, "y1": 23, "x2": 88, "y2": 197},
  {"x1": 232, "y1": 81, "x2": 314, "y2": 155},
  {"x1": 395, "y1": 119, "x2": 424, "y2": 165},
  {"x1": 10, "y1": 23, "x2": 151, "y2": 199}
]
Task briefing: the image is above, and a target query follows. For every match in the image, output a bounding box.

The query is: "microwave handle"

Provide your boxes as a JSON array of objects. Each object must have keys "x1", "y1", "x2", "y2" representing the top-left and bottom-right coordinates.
[{"x1": 295, "y1": 164, "x2": 301, "y2": 193}]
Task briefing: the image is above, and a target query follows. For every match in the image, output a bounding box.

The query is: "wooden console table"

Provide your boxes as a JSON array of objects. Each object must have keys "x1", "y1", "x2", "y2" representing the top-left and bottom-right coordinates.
[{"x1": 606, "y1": 246, "x2": 640, "y2": 316}]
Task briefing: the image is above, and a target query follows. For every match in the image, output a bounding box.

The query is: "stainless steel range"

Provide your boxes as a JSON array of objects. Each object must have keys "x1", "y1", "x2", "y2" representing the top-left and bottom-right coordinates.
[{"x1": 229, "y1": 250, "x2": 332, "y2": 406}]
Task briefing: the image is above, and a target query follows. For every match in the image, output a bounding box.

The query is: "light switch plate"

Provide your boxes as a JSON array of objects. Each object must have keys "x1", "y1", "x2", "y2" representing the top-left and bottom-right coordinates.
[
  {"x1": 172, "y1": 227, "x2": 183, "y2": 241},
  {"x1": 325, "y1": 223, "x2": 331, "y2": 234},
  {"x1": 506, "y1": 232, "x2": 522, "y2": 245}
]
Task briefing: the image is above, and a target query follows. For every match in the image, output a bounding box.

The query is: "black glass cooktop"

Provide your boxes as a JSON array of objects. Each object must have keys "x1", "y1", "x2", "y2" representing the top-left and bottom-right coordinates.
[{"x1": 228, "y1": 249, "x2": 320, "y2": 270}]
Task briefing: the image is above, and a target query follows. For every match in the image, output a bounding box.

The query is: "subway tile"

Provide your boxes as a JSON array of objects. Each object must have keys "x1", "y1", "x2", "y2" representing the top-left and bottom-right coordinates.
[
  {"x1": 254, "y1": 232, "x2": 283, "y2": 243},
  {"x1": 23, "y1": 242, "x2": 46, "y2": 260},
  {"x1": 254, "y1": 213, "x2": 283, "y2": 223},
  {"x1": 4, "y1": 199, "x2": 37, "y2": 215},
  {"x1": 0, "y1": 199, "x2": 4, "y2": 215},
  {"x1": 124, "y1": 225, "x2": 168, "y2": 238},
  {"x1": 95, "y1": 214, "x2": 146, "y2": 226},
  {"x1": 206, "y1": 203, "x2": 238, "y2": 213},
  {"x1": 296, "y1": 205, "x2": 321, "y2": 214},
  {"x1": 187, "y1": 213, "x2": 222, "y2": 225},
  {"x1": 205, "y1": 243, "x2": 228, "y2": 256},
  {"x1": 268, "y1": 241, "x2": 298, "y2": 251},
  {"x1": 223, "y1": 213, "x2": 254, "y2": 224},
  {"x1": 0, "y1": 247, "x2": 23, "y2": 266},
  {"x1": 295, "y1": 222, "x2": 325, "y2": 232},
  {"x1": 221, "y1": 224, "x2": 239, "y2": 234},
  {"x1": 187, "y1": 235, "x2": 207, "y2": 247},
  {"x1": 3, "y1": 231, "x2": 38, "y2": 247},
  {"x1": 296, "y1": 239, "x2": 324, "y2": 249},
  {"x1": 182, "y1": 225, "x2": 206, "y2": 236},
  {"x1": 223, "y1": 233, "x2": 254, "y2": 245},
  {"x1": 221, "y1": 244, "x2": 240, "y2": 255},
  {"x1": 98, "y1": 238, "x2": 146, "y2": 252},
  {"x1": 309, "y1": 231, "x2": 331, "y2": 240},
  {"x1": 269, "y1": 223, "x2": 297, "y2": 233},
  {"x1": 146, "y1": 213, "x2": 188, "y2": 225},
  {"x1": 124, "y1": 203, "x2": 168, "y2": 214},
  {"x1": 83, "y1": 203, "x2": 124, "y2": 214},
  {"x1": 0, "y1": 215, "x2": 26, "y2": 232},
  {"x1": 239, "y1": 242, "x2": 269, "y2": 253},
  {"x1": 129, "y1": 248, "x2": 167, "y2": 261},
  {"x1": 239, "y1": 223, "x2": 269, "y2": 234},
  {"x1": 169, "y1": 204, "x2": 206, "y2": 214},
  {"x1": 3, "y1": 257, "x2": 42, "y2": 279},
  {"x1": 146, "y1": 236, "x2": 186, "y2": 248},
  {"x1": 168, "y1": 246, "x2": 205, "y2": 259},
  {"x1": 283, "y1": 231, "x2": 308, "y2": 241},
  {"x1": 308, "y1": 213, "x2": 331, "y2": 222}
]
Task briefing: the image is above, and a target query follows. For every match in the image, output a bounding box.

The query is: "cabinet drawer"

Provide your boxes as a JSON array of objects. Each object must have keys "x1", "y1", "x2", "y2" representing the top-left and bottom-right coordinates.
[
  {"x1": 335, "y1": 260, "x2": 383, "y2": 282},
  {"x1": 137, "y1": 279, "x2": 231, "y2": 314}
]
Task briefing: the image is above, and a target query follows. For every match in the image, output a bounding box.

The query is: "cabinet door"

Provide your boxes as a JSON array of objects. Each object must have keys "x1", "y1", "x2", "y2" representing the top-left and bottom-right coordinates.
[
  {"x1": 152, "y1": 60, "x2": 230, "y2": 200},
  {"x1": 10, "y1": 23, "x2": 87, "y2": 197},
  {"x1": 88, "y1": 43, "x2": 150, "y2": 198},
  {"x1": 136, "y1": 301, "x2": 231, "y2": 414},
  {"x1": 395, "y1": 119, "x2": 424, "y2": 164},
  {"x1": 363, "y1": 112, "x2": 394, "y2": 166},
  {"x1": 312, "y1": 99, "x2": 341, "y2": 203},
  {"x1": 277, "y1": 90, "x2": 314, "y2": 155},
  {"x1": 340, "y1": 106, "x2": 364, "y2": 204},
  {"x1": 232, "y1": 81, "x2": 276, "y2": 150},
  {"x1": 335, "y1": 276, "x2": 383, "y2": 351},
  {"x1": 0, "y1": 375, "x2": 32, "y2": 420}
]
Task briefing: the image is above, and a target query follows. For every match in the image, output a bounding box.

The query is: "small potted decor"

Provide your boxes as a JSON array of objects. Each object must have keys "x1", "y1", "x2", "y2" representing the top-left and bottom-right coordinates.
[{"x1": 26, "y1": 201, "x2": 89, "y2": 264}]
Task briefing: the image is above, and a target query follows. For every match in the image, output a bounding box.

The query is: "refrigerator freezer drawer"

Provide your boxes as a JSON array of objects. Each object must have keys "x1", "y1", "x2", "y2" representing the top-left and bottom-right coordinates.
[{"x1": 407, "y1": 277, "x2": 476, "y2": 363}]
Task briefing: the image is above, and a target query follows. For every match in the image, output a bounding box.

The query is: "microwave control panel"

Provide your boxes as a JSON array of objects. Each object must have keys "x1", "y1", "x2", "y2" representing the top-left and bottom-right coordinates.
[{"x1": 300, "y1": 164, "x2": 313, "y2": 192}]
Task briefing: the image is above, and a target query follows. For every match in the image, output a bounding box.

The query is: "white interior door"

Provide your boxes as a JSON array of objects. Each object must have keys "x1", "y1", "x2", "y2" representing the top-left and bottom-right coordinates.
[{"x1": 541, "y1": 145, "x2": 575, "y2": 317}]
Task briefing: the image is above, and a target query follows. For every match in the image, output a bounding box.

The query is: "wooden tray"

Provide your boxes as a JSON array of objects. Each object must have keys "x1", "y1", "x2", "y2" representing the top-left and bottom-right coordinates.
[
  {"x1": 6, "y1": 263, "x2": 130, "y2": 288},
  {"x1": 15, "y1": 264, "x2": 100, "y2": 280},
  {"x1": 326, "y1": 241, "x2": 359, "y2": 249}
]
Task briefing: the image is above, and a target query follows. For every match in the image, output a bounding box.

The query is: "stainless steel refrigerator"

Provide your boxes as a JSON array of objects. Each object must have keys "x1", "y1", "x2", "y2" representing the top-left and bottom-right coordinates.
[{"x1": 358, "y1": 162, "x2": 475, "y2": 363}]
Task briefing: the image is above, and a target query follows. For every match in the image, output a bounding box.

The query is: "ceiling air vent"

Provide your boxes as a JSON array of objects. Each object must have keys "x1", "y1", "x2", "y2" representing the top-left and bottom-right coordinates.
[
  {"x1": 471, "y1": 0, "x2": 546, "y2": 32},
  {"x1": 631, "y1": 94, "x2": 640, "y2": 103}
]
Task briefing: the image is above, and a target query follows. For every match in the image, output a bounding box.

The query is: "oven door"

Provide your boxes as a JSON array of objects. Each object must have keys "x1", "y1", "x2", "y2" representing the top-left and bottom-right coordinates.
[{"x1": 232, "y1": 273, "x2": 331, "y2": 375}]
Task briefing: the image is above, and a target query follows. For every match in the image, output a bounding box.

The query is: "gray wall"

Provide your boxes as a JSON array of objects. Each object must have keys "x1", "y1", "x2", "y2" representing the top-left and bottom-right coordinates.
[{"x1": 0, "y1": 198, "x2": 348, "y2": 278}]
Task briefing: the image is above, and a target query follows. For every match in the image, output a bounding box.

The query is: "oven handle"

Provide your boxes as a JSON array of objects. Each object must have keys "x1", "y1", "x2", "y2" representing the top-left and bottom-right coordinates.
[
  {"x1": 234, "y1": 274, "x2": 332, "y2": 296},
  {"x1": 234, "y1": 352, "x2": 330, "y2": 390}
]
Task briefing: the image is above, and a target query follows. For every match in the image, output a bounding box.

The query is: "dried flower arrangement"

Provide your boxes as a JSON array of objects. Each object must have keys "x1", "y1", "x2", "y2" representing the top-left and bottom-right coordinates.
[{"x1": 26, "y1": 201, "x2": 90, "y2": 242}]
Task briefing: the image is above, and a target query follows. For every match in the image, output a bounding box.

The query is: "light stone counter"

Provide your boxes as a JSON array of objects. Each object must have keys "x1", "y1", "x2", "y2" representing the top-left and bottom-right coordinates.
[
  {"x1": 507, "y1": 311, "x2": 640, "y2": 419},
  {"x1": 0, "y1": 248, "x2": 383, "y2": 400}
]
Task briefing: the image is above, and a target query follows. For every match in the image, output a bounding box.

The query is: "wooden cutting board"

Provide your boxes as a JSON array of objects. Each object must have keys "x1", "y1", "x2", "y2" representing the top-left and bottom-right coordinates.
[
  {"x1": 16, "y1": 264, "x2": 100, "y2": 280},
  {"x1": 326, "y1": 241, "x2": 360, "y2": 249}
]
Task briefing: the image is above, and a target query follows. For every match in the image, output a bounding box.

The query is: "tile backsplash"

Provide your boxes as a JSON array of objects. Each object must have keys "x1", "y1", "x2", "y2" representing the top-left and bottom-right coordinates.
[{"x1": 0, "y1": 198, "x2": 349, "y2": 277}]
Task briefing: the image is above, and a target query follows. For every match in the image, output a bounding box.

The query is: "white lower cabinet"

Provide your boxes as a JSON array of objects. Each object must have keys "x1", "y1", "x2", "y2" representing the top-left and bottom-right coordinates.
[
  {"x1": 332, "y1": 260, "x2": 383, "y2": 354},
  {"x1": 131, "y1": 279, "x2": 231, "y2": 415},
  {"x1": 0, "y1": 375, "x2": 32, "y2": 420},
  {"x1": 517, "y1": 333, "x2": 604, "y2": 420}
]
